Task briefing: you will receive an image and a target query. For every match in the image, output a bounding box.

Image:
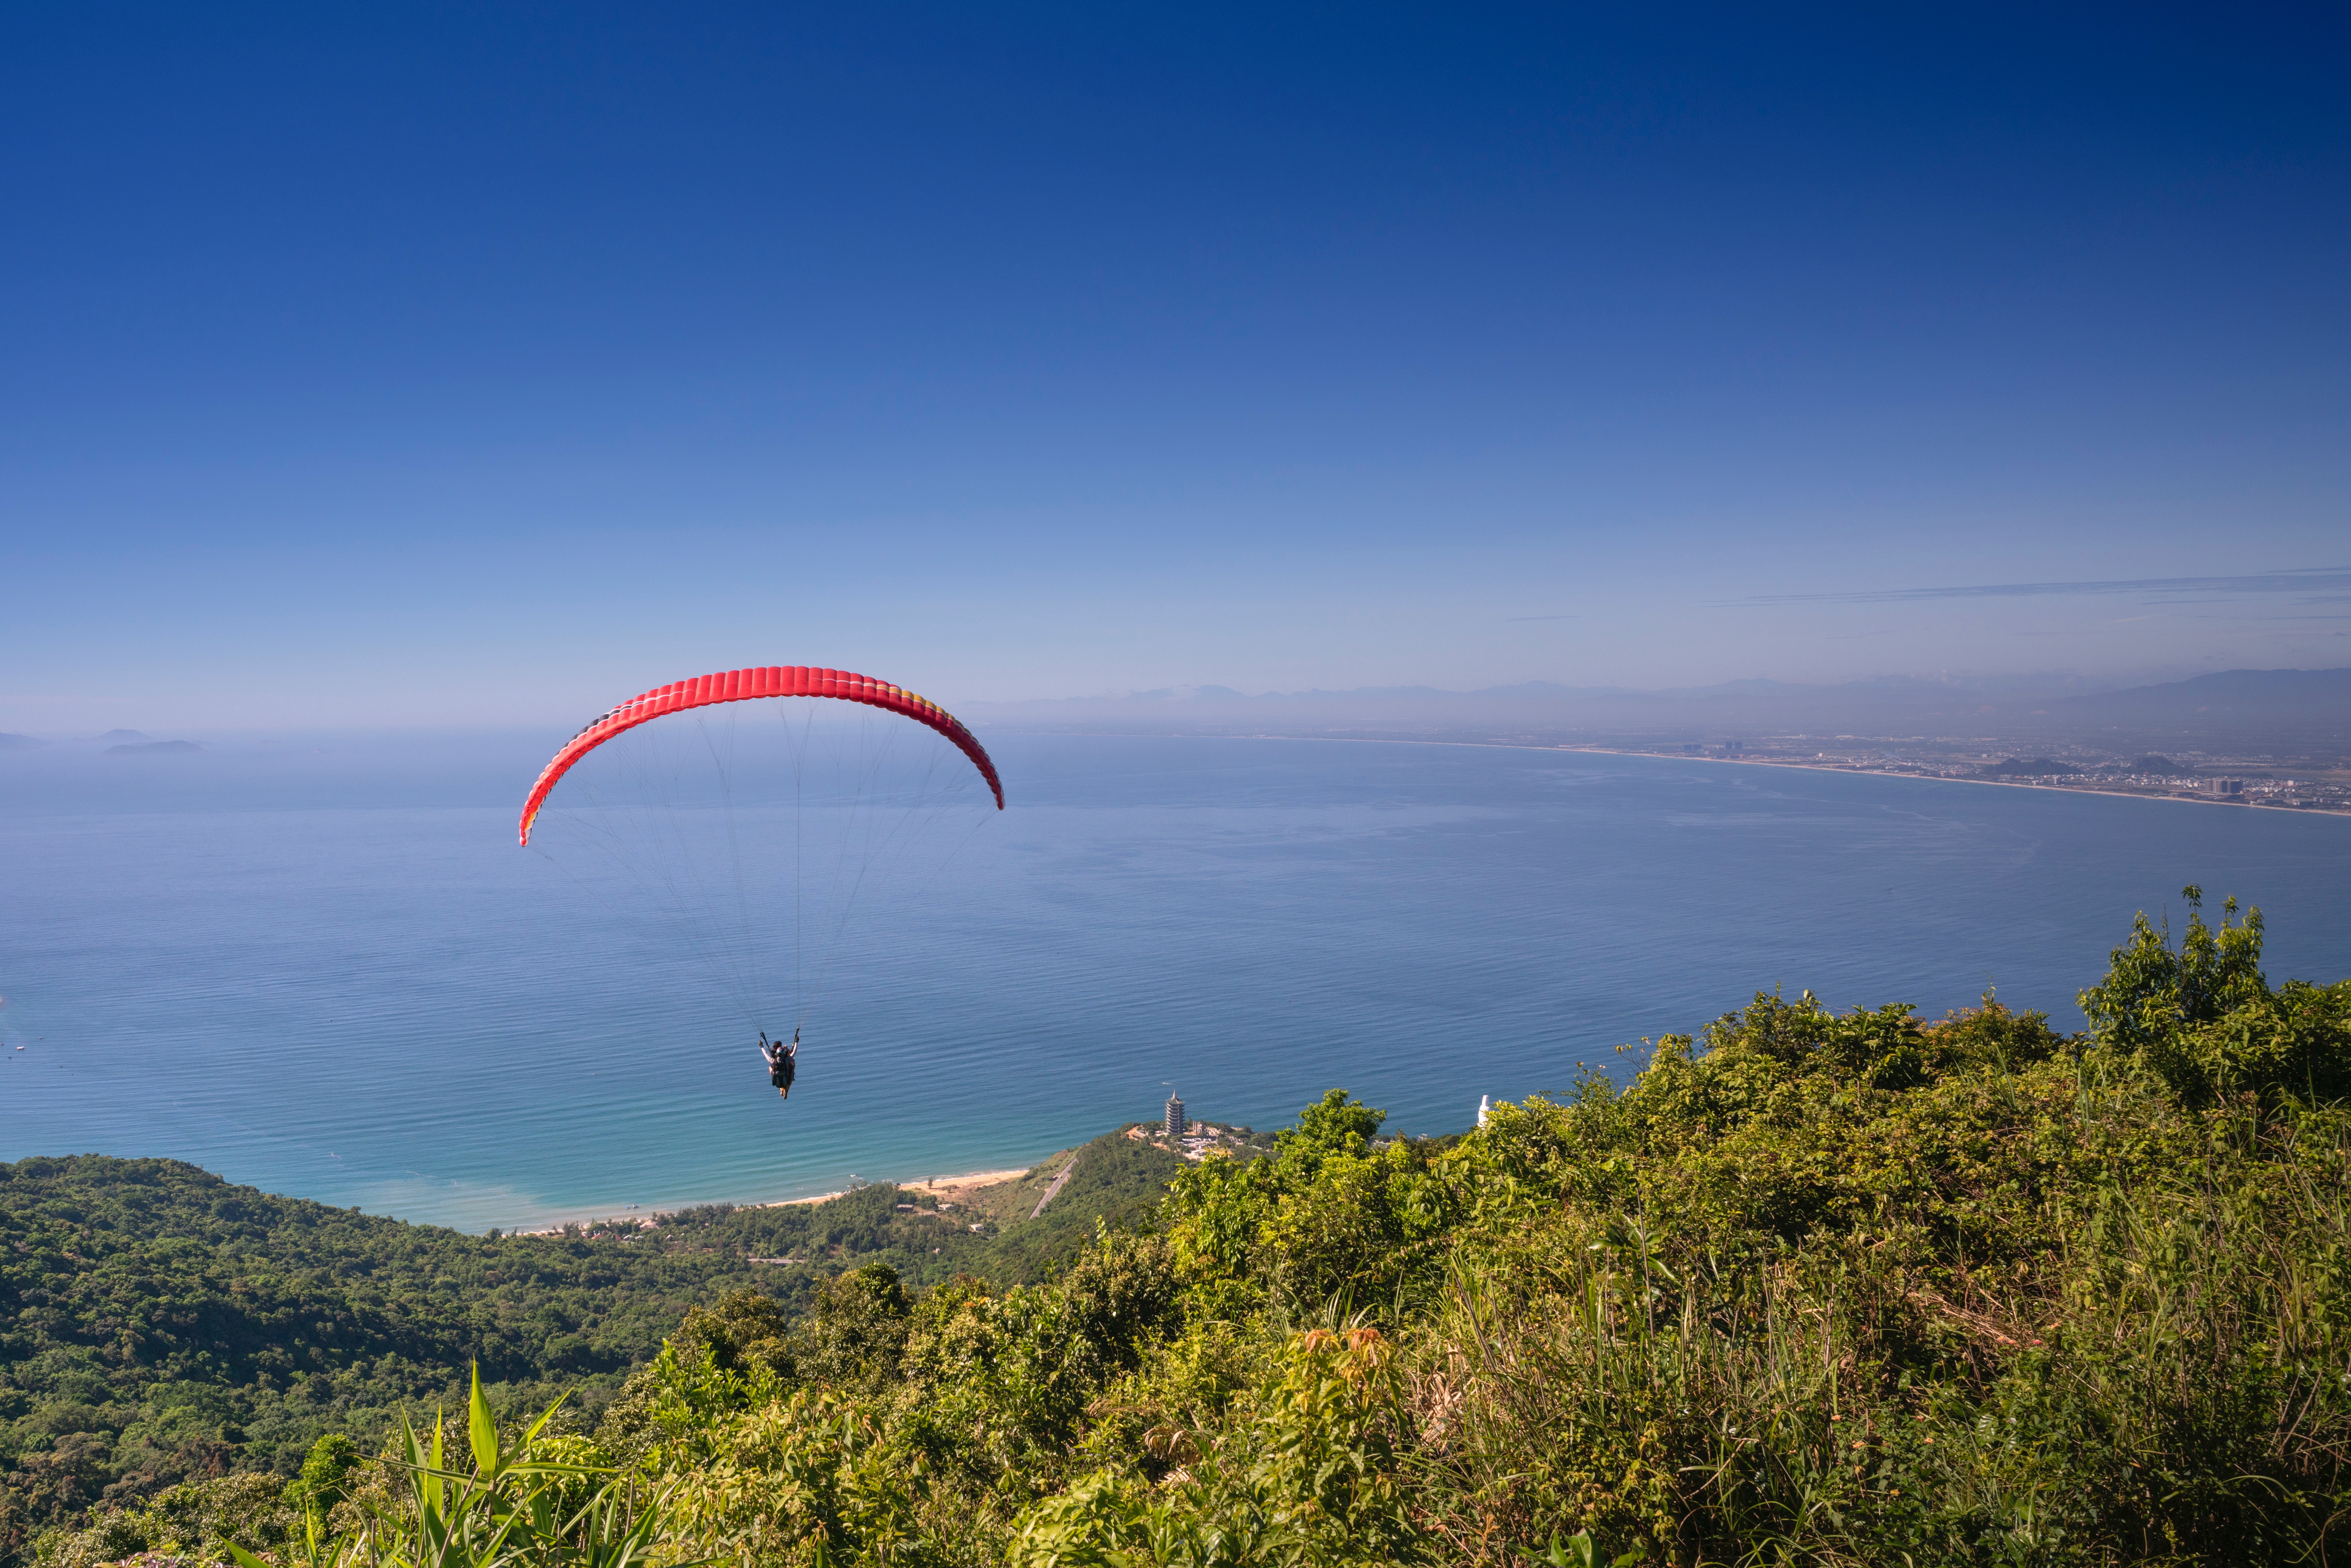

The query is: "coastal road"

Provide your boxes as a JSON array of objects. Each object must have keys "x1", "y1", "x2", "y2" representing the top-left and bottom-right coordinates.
[{"x1": 1030, "y1": 1156, "x2": 1078, "y2": 1219}]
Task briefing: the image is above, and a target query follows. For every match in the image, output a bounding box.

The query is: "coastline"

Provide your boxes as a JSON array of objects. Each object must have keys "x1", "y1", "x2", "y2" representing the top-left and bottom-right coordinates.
[
  {"x1": 513, "y1": 1164, "x2": 1036, "y2": 1236},
  {"x1": 1005, "y1": 730, "x2": 2349, "y2": 816},
  {"x1": 1560, "y1": 746, "x2": 2247, "y2": 807},
  {"x1": 1555, "y1": 745, "x2": 2351, "y2": 813}
]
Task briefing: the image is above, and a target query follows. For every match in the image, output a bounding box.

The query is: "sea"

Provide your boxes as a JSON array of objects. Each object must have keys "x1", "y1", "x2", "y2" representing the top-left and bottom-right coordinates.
[{"x1": 5, "y1": 730, "x2": 2349, "y2": 1234}]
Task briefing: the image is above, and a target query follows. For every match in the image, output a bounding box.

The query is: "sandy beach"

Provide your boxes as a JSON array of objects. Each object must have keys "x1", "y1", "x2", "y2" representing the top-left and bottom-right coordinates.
[
  {"x1": 516, "y1": 1163, "x2": 1038, "y2": 1235},
  {"x1": 737, "y1": 1165, "x2": 1034, "y2": 1215}
]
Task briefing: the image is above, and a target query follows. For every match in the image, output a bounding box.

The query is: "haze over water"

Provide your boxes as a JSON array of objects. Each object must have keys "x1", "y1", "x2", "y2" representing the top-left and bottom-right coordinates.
[{"x1": 6, "y1": 734, "x2": 2349, "y2": 1234}]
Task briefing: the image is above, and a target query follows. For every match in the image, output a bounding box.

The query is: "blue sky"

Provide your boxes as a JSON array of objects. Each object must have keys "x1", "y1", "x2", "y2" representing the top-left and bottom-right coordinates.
[{"x1": 4, "y1": 3, "x2": 2346, "y2": 731}]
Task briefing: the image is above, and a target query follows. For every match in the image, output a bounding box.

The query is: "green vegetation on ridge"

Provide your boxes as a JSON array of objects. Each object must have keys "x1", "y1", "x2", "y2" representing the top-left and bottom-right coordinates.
[
  {"x1": 0, "y1": 1131, "x2": 1191, "y2": 1561},
  {"x1": 12, "y1": 888, "x2": 2351, "y2": 1565}
]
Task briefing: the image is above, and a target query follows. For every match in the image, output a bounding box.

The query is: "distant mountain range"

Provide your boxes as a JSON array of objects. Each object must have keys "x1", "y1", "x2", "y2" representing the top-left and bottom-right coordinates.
[
  {"x1": 963, "y1": 667, "x2": 2351, "y2": 752},
  {"x1": 2048, "y1": 668, "x2": 2351, "y2": 733}
]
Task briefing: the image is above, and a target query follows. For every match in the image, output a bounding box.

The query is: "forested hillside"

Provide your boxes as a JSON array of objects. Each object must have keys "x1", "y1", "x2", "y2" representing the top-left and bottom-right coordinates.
[
  {"x1": 0, "y1": 1129, "x2": 1195, "y2": 1558},
  {"x1": 13, "y1": 890, "x2": 2351, "y2": 1565}
]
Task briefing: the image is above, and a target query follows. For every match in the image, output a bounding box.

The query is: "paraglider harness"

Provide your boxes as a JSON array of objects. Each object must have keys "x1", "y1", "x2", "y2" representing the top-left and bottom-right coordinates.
[{"x1": 760, "y1": 1031, "x2": 798, "y2": 1097}]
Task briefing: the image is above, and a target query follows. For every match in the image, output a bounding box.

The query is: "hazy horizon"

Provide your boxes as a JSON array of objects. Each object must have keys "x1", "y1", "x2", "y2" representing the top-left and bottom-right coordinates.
[{"x1": 6, "y1": 662, "x2": 2346, "y2": 757}]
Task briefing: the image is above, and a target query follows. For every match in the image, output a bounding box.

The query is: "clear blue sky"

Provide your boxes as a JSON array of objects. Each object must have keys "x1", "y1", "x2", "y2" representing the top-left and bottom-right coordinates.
[{"x1": 5, "y1": 4, "x2": 2346, "y2": 731}]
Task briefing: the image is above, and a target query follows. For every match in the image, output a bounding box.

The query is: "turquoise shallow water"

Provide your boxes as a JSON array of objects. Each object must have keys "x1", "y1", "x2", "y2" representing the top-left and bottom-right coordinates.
[{"x1": 4, "y1": 732, "x2": 2349, "y2": 1232}]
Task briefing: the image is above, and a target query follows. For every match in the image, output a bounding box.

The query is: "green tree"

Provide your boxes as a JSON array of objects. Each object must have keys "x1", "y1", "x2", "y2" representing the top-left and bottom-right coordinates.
[
  {"x1": 2079, "y1": 885, "x2": 2268, "y2": 1058},
  {"x1": 674, "y1": 1288, "x2": 798, "y2": 1380},
  {"x1": 1277, "y1": 1090, "x2": 1386, "y2": 1174},
  {"x1": 288, "y1": 1432, "x2": 360, "y2": 1517},
  {"x1": 792, "y1": 1265, "x2": 912, "y2": 1395}
]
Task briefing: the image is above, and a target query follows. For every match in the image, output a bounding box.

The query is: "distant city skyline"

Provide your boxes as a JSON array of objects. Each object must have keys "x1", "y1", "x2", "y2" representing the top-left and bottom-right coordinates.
[{"x1": 4, "y1": 5, "x2": 2346, "y2": 732}]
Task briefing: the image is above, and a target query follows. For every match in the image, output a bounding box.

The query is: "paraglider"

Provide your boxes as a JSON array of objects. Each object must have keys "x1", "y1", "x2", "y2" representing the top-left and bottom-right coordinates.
[
  {"x1": 760, "y1": 1030, "x2": 798, "y2": 1098},
  {"x1": 520, "y1": 665, "x2": 1002, "y2": 847},
  {"x1": 519, "y1": 666, "x2": 1004, "y2": 1103}
]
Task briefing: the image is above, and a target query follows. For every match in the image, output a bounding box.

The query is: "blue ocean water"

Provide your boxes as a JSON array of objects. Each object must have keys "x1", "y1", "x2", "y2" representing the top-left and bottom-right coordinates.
[{"x1": 5, "y1": 732, "x2": 2349, "y2": 1232}]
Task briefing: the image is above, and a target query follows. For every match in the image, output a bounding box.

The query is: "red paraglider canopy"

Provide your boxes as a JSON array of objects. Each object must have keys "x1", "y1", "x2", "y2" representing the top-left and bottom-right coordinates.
[{"x1": 519, "y1": 666, "x2": 1003, "y2": 845}]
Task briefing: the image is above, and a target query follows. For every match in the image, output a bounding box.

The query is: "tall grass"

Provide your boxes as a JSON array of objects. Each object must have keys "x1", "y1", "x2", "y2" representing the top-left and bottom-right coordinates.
[{"x1": 1404, "y1": 1104, "x2": 2351, "y2": 1565}]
